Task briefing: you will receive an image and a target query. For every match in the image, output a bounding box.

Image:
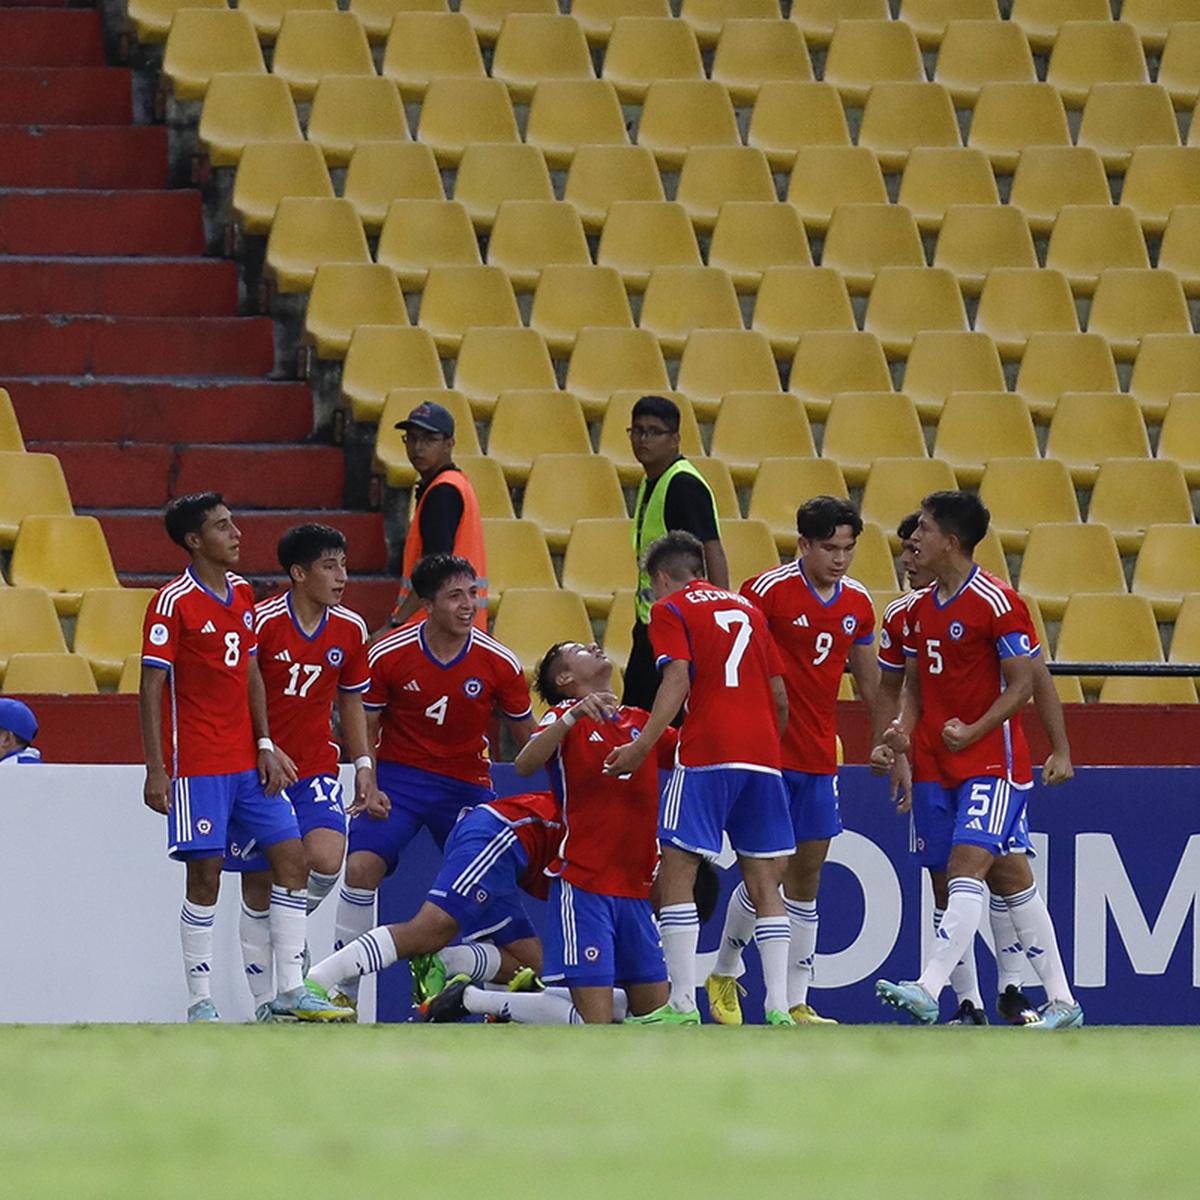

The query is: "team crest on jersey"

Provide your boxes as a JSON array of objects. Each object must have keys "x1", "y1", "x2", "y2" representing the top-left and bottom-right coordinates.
[
  {"x1": 842, "y1": 615, "x2": 857, "y2": 635},
  {"x1": 149, "y1": 622, "x2": 169, "y2": 646},
  {"x1": 243, "y1": 611, "x2": 253, "y2": 629},
  {"x1": 880, "y1": 628, "x2": 891, "y2": 649},
  {"x1": 474, "y1": 888, "x2": 488, "y2": 904},
  {"x1": 197, "y1": 819, "x2": 213, "y2": 836},
  {"x1": 326, "y1": 646, "x2": 344, "y2": 667},
  {"x1": 949, "y1": 620, "x2": 965, "y2": 641},
  {"x1": 584, "y1": 945, "x2": 601, "y2": 963},
  {"x1": 463, "y1": 677, "x2": 484, "y2": 698}
]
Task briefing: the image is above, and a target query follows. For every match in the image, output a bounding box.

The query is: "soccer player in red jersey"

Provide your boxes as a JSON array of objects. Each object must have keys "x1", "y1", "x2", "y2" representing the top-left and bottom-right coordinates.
[
  {"x1": 603, "y1": 532, "x2": 796, "y2": 1025},
  {"x1": 707, "y1": 496, "x2": 879, "y2": 1026},
  {"x1": 139, "y1": 493, "x2": 347, "y2": 1022},
  {"x1": 874, "y1": 492, "x2": 1083, "y2": 1029}
]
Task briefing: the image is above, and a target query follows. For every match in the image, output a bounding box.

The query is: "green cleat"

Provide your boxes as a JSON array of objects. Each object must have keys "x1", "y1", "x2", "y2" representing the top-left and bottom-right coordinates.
[
  {"x1": 766, "y1": 1009, "x2": 796, "y2": 1026},
  {"x1": 305, "y1": 979, "x2": 358, "y2": 1022},
  {"x1": 410, "y1": 952, "x2": 447, "y2": 1007},
  {"x1": 624, "y1": 1004, "x2": 701, "y2": 1026},
  {"x1": 506, "y1": 966, "x2": 545, "y2": 993}
]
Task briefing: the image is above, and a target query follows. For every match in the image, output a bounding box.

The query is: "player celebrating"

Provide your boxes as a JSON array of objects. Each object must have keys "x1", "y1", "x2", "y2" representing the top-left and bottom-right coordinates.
[
  {"x1": 331, "y1": 553, "x2": 535, "y2": 1011},
  {"x1": 139, "y1": 493, "x2": 348, "y2": 1022},
  {"x1": 603, "y1": 531, "x2": 796, "y2": 1025},
  {"x1": 707, "y1": 496, "x2": 878, "y2": 1026},
  {"x1": 874, "y1": 492, "x2": 1083, "y2": 1030}
]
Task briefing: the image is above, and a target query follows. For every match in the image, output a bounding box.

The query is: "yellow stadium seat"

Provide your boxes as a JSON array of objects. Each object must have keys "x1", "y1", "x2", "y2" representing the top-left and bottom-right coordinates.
[
  {"x1": 639, "y1": 266, "x2": 743, "y2": 357},
  {"x1": 0, "y1": 452, "x2": 73, "y2": 548},
  {"x1": 1159, "y1": 393, "x2": 1200, "y2": 485},
  {"x1": 1056, "y1": 593, "x2": 1163, "y2": 696},
  {"x1": 2, "y1": 653, "x2": 98, "y2": 695},
  {"x1": 863, "y1": 266, "x2": 968, "y2": 358},
  {"x1": 0, "y1": 588, "x2": 68, "y2": 678},
  {"x1": 710, "y1": 392, "x2": 814, "y2": 486},
  {"x1": 681, "y1": 0, "x2": 781, "y2": 49},
  {"x1": 342, "y1": 326, "x2": 444, "y2": 423},
  {"x1": 932, "y1": 392, "x2": 1038, "y2": 486},
  {"x1": 790, "y1": 0, "x2": 888, "y2": 48},
  {"x1": 786, "y1": 146, "x2": 888, "y2": 233},
  {"x1": 900, "y1": 0, "x2": 1000, "y2": 49},
  {"x1": 753, "y1": 266, "x2": 855, "y2": 358},
  {"x1": 492, "y1": 588, "x2": 593, "y2": 675},
  {"x1": 602, "y1": 16, "x2": 703, "y2": 103},
  {"x1": 979, "y1": 458, "x2": 1080, "y2": 552},
  {"x1": 846, "y1": 522, "x2": 901, "y2": 593},
  {"x1": 1157, "y1": 22, "x2": 1200, "y2": 109},
  {"x1": 381, "y1": 12, "x2": 484, "y2": 101},
  {"x1": 1018, "y1": 523, "x2": 1125, "y2": 621},
  {"x1": 418, "y1": 78, "x2": 520, "y2": 167},
  {"x1": 460, "y1": 0, "x2": 557, "y2": 44},
  {"x1": 241, "y1": 0, "x2": 339, "y2": 43},
  {"x1": 1099, "y1": 676, "x2": 1197, "y2": 704},
  {"x1": 271, "y1": 11, "x2": 374, "y2": 100},
  {"x1": 597, "y1": 391, "x2": 704, "y2": 485},
  {"x1": 487, "y1": 391, "x2": 592, "y2": 484},
  {"x1": 691, "y1": 457, "x2": 740, "y2": 521},
  {"x1": 351, "y1": 0, "x2": 450, "y2": 44},
  {"x1": 722, "y1": 519, "x2": 782, "y2": 589},
  {"x1": 525, "y1": 80, "x2": 628, "y2": 170},
  {"x1": 822, "y1": 203, "x2": 925, "y2": 295},
  {"x1": 480, "y1": 518, "x2": 557, "y2": 611},
  {"x1": 232, "y1": 141, "x2": 332, "y2": 237},
  {"x1": 788, "y1": 330, "x2": 892, "y2": 422},
  {"x1": 1021, "y1": 592, "x2": 1051, "y2": 657},
  {"x1": 530, "y1": 264, "x2": 634, "y2": 356},
  {"x1": 974, "y1": 268, "x2": 1078, "y2": 359},
  {"x1": 1045, "y1": 205, "x2": 1150, "y2": 296},
  {"x1": 859, "y1": 458, "x2": 959, "y2": 540},
  {"x1": 823, "y1": 19, "x2": 924, "y2": 107},
  {"x1": 1014, "y1": 331, "x2": 1119, "y2": 422},
  {"x1": 521, "y1": 454, "x2": 626, "y2": 551},
  {"x1": 711, "y1": 18, "x2": 811, "y2": 105},
  {"x1": 264, "y1": 197, "x2": 369, "y2": 294},
  {"x1": 375, "y1": 389, "x2": 479, "y2": 486},
  {"x1": 933, "y1": 205, "x2": 1037, "y2": 296},
  {"x1": 117, "y1": 654, "x2": 141, "y2": 694},
  {"x1": 898, "y1": 147, "x2": 1000, "y2": 231},
  {"x1": 492, "y1": 14, "x2": 594, "y2": 103},
  {"x1": 574, "y1": 0, "x2": 669, "y2": 46},
  {"x1": 748, "y1": 457, "x2": 848, "y2": 551},
  {"x1": 1121, "y1": 147, "x2": 1200, "y2": 234},
  {"x1": 708, "y1": 202, "x2": 812, "y2": 294},
  {"x1": 562, "y1": 518, "x2": 639, "y2": 617},
  {"x1": 1122, "y1": 0, "x2": 1197, "y2": 54},
  {"x1": 486, "y1": 200, "x2": 591, "y2": 293},
  {"x1": 453, "y1": 328, "x2": 557, "y2": 419},
  {"x1": 1047, "y1": 21, "x2": 1149, "y2": 109},
  {"x1": 1077, "y1": 83, "x2": 1179, "y2": 172},
  {"x1": 1008, "y1": 146, "x2": 1111, "y2": 237},
  {"x1": 1089, "y1": 457, "x2": 1193, "y2": 553},
  {"x1": 417, "y1": 264, "x2": 520, "y2": 355},
  {"x1": 933, "y1": 19, "x2": 1035, "y2": 106},
  {"x1": 1170, "y1": 593, "x2": 1200, "y2": 666},
  {"x1": 636, "y1": 80, "x2": 740, "y2": 171},
  {"x1": 73, "y1": 588, "x2": 155, "y2": 688},
  {"x1": 675, "y1": 330, "x2": 781, "y2": 423},
  {"x1": 565, "y1": 330, "x2": 670, "y2": 422},
  {"x1": 1045, "y1": 391, "x2": 1150, "y2": 486},
  {"x1": 822, "y1": 392, "x2": 925, "y2": 488},
  {"x1": 596, "y1": 201, "x2": 702, "y2": 293},
  {"x1": 198, "y1": 74, "x2": 301, "y2": 168},
  {"x1": 903, "y1": 330, "x2": 1006, "y2": 422},
  {"x1": 9, "y1": 516, "x2": 120, "y2": 616},
  {"x1": 1129, "y1": 333, "x2": 1200, "y2": 422},
  {"x1": 675, "y1": 147, "x2": 776, "y2": 232},
  {"x1": 968, "y1": 82, "x2": 1071, "y2": 171},
  {"x1": 129, "y1": 0, "x2": 226, "y2": 46},
  {"x1": 304, "y1": 262, "x2": 407, "y2": 361},
  {"x1": 0, "y1": 388, "x2": 24, "y2": 453},
  {"x1": 564, "y1": 146, "x2": 666, "y2": 234},
  {"x1": 456, "y1": 454, "x2": 515, "y2": 518},
  {"x1": 162, "y1": 10, "x2": 264, "y2": 101},
  {"x1": 1157, "y1": 207, "x2": 1200, "y2": 297},
  {"x1": 974, "y1": 525, "x2": 1011, "y2": 585},
  {"x1": 747, "y1": 81, "x2": 850, "y2": 171},
  {"x1": 603, "y1": 588, "x2": 637, "y2": 668},
  {"x1": 859, "y1": 82, "x2": 961, "y2": 171},
  {"x1": 454, "y1": 143, "x2": 554, "y2": 232},
  {"x1": 375, "y1": 207, "x2": 478, "y2": 303},
  {"x1": 343, "y1": 142, "x2": 444, "y2": 234},
  {"x1": 1088, "y1": 268, "x2": 1191, "y2": 362},
  {"x1": 1132, "y1": 523, "x2": 1200, "y2": 619},
  {"x1": 1011, "y1": 0, "x2": 1112, "y2": 52}
]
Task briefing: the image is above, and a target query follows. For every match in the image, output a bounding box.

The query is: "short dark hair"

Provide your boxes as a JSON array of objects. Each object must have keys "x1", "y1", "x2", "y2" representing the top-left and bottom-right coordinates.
[
  {"x1": 631, "y1": 394, "x2": 681, "y2": 433},
  {"x1": 412, "y1": 553, "x2": 476, "y2": 601},
  {"x1": 278, "y1": 523, "x2": 347, "y2": 574},
  {"x1": 896, "y1": 511, "x2": 920, "y2": 541},
  {"x1": 796, "y1": 495, "x2": 863, "y2": 541},
  {"x1": 643, "y1": 530, "x2": 705, "y2": 582},
  {"x1": 534, "y1": 642, "x2": 570, "y2": 706},
  {"x1": 164, "y1": 492, "x2": 225, "y2": 549},
  {"x1": 922, "y1": 490, "x2": 990, "y2": 553}
]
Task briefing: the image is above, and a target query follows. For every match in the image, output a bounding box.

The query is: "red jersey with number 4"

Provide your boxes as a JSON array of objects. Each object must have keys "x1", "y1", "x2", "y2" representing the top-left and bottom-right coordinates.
[
  {"x1": 253, "y1": 593, "x2": 370, "y2": 780},
  {"x1": 540, "y1": 703, "x2": 679, "y2": 898},
  {"x1": 365, "y1": 622, "x2": 532, "y2": 788},
  {"x1": 480, "y1": 791, "x2": 564, "y2": 901},
  {"x1": 902, "y1": 567, "x2": 1037, "y2": 789},
  {"x1": 742, "y1": 561, "x2": 875, "y2": 774},
  {"x1": 142, "y1": 568, "x2": 258, "y2": 778},
  {"x1": 649, "y1": 580, "x2": 784, "y2": 771},
  {"x1": 878, "y1": 591, "x2": 938, "y2": 784}
]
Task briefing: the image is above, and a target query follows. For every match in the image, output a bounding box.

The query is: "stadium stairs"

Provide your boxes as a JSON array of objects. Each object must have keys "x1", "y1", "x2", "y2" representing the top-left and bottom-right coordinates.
[{"x1": 0, "y1": 2, "x2": 397, "y2": 631}]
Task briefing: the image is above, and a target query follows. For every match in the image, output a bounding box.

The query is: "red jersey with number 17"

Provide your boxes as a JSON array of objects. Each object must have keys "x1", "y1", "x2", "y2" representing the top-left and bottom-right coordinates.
[{"x1": 649, "y1": 580, "x2": 784, "y2": 771}]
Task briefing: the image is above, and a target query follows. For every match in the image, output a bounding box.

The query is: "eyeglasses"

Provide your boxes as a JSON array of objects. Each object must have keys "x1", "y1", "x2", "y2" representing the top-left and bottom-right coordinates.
[
  {"x1": 627, "y1": 425, "x2": 674, "y2": 440},
  {"x1": 402, "y1": 431, "x2": 448, "y2": 445}
]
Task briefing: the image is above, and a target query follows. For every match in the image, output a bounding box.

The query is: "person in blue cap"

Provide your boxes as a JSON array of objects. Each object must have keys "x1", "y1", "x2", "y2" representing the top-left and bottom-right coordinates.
[{"x1": 0, "y1": 699, "x2": 41, "y2": 766}]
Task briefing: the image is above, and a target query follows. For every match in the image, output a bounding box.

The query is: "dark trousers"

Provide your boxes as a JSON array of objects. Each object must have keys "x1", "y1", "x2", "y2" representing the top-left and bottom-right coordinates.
[{"x1": 621, "y1": 620, "x2": 660, "y2": 711}]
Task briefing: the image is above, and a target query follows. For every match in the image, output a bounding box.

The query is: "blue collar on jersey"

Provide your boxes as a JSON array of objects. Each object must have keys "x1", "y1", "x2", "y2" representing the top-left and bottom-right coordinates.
[
  {"x1": 187, "y1": 565, "x2": 233, "y2": 607},
  {"x1": 286, "y1": 591, "x2": 329, "y2": 642},
  {"x1": 419, "y1": 622, "x2": 474, "y2": 669},
  {"x1": 0, "y1": 746, "x2": 41, "y2": 765},
  {"x1": 797, "y1": 558, "x2": 842, "y2": 608},
  {"x1": 933, "y1": 563, "x2": 979, "y2": 610}
]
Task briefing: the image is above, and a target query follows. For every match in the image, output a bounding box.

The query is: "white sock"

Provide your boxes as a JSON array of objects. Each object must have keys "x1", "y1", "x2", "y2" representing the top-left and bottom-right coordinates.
[
  {"x1": 239, "y1": 903, "x2": 274, "y2": 1004},
  {"x1": 918, "y1": 877, "x2": 986, "y2": 999},
  {"x1": 309, "y1": 928, "x2": 398, "y2": 992},
  {"x1": 784, "y1": 896, "x2": 818, "y2": 1007},
  {"x1": 464, "y1": 986, "x2": 584, "y2": 1024},
  {"x1": 269, "y1": 884, "x2": 309, "y2": 995},
  {"x1": 659, "y1": 902, "x2": 700, "y2": 1014},
  {"x1": 333, "y1": 885, "x2": 377, "y2": 1002},
  {"x1": 1004, "y1": 884, "x2": 1075, "y2": 1005},
  {"x1": 936, "y1": 907, "x2": 984, "y2": 1009},
  {"x1": 989, "y1": 893, "x2": 1027, "y2": 994},
  {"x1": 713, "y1": 882, "x2": 756, "y2": 977},
  {"x1": 756, "y1": 916, "x2": 792, "y2": 1015},
  {"x1": 440, "y1": 943, "x2": 503, "y2": 984},
  {"x1": 306, "y1": 870, "x2": 340, "y2": 914},
  {"x1": 180, "y1": 900, "x2": 217, "y2": 1003}
]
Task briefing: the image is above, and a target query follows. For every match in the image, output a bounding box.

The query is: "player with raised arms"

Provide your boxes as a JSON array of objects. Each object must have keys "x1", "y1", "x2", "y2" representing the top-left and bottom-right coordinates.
[
  {"x1": 603, "y1": 531, "x2": 796, "y2": 1025},
  {"x1": 139, "y1": 493, "x2": 348, "y2": 1022},
  {"x1": 707, "y1": 495, "x2": 879, "y2": 1026}
]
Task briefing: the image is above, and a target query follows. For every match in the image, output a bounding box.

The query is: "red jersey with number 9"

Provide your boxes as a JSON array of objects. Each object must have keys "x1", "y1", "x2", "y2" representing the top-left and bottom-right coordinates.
[{"x1": 648, "y1": 579, "x2": 784, "y2": 771}]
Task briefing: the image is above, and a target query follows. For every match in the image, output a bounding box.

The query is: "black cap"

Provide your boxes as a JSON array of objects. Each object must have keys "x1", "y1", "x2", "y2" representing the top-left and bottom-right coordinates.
[{"x1": 395, "y1": 401, "x2": 455, "y2": 437}]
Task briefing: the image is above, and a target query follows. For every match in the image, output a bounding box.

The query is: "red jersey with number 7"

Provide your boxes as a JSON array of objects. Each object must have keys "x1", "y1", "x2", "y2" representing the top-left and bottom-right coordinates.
[{"x1": 648, "y1": 579, "x2": 784, "y2": 771}]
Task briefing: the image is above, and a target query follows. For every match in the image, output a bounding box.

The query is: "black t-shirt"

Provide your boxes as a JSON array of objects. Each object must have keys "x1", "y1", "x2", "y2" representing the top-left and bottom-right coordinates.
[
  {"x1": 415, "y1": 464, "x2": 465, "y2": 556},
  {"x1": 638, "y1": 459, "x2": 720, "y2": 544}
]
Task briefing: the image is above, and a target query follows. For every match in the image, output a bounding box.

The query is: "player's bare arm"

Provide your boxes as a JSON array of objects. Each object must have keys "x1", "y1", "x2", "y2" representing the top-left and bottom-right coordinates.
[
  {"x1": 504, "y1": 714, "x2": 537, "y2": 750},
  {"x1": 248, "y1": 656, "x2": 297, "y2": 795},
  {"x1": 770, "y1": 674, "x2": 788, "y2": 733},
  {"x1": 1032, "y1": 655, "x2": 1074, "y2": 786},
  {"x1": 339, "y1": 688, "x2": 386, "y2": 815},
  {"x1": 139, "y1": 663, "x2": 171, "y2": 814},
  {"x1": 882, "y1": 656, "x2": 922, "y2": 756},
  {"x1": 702, "y1": 538, "x2": 729, "y2": 590},
  {"x1": 514, "y1": 692, "x2": 618, "y2": 777},
  {"x1": 604, "y1": 658, "x2": 689, "y2": 777},
  {"x1": 850, "y1": 641, "x2": 881, "y2": 726},
  {"x1": 871, "y1": 664, "x2": 902, "y2": 772},
  {"x1": 352, "y1": 710, "x2": 391, "y2": 818},
  {"x1": 941, "y1": 653, "x2": 1034, "y2": 753}
]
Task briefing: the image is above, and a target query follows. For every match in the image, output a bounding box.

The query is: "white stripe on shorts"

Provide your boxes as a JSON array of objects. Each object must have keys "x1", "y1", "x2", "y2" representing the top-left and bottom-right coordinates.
[{"x1": 451, "y1": 828, "x2": 517, "y2": 896}]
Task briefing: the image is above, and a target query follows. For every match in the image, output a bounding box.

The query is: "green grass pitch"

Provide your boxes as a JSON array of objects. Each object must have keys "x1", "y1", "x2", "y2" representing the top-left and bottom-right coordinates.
[{"x1": 2, "y1": 1025, "x2": 1192, "y2": 1199}]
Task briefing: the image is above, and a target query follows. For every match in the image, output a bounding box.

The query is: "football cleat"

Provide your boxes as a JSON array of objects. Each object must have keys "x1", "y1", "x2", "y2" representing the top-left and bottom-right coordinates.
[
  {"x1": 705, "y1": 973, "x2": 746, "y2": 1026},
  {"x1": 789, "y1": 1002, "x2": 838, "y2": 1025},
  {"x1": 997, "y1": 984, "x2": 1041, "y2": 1025},
  {"x1": 623, "y1": 1003, "x2": 701, "y2": 1026},
  {"x1": 876, "y1": 979, "x2": 939, "y2": 1025},
  {"x1": 187, "y1": 998, "x2": 220, "y2": 1023},
  {"x1": 419, "y1": 974, "x2": 472, "y2": 1023},
  {"x1": 270, "y1": 985, "x2": 354, "y2": 1022},
  {"x1": 410, "y1": 952, "x2": 447, "y2": 1007},
  {"x1": 1028, "y1": 999, "x2": 1085, "y2": 1030},
  {"x1": 947, "y1": 999, "x2": 989, "y2": 1026},
  {"x1": 765, "y1": 1009, "x2": 797, "y2": 1026},
  {"x1": 506, "y1": 966, "x2": 545, "y2": 993},
  {"x1": 331, "y1": 992, "x2": 358, "y2": 1023}
]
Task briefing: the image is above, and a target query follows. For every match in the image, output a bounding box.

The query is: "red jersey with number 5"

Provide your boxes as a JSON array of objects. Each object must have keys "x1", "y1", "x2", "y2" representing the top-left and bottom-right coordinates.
[
  {"x1": 649, "y1": 579, "x2": 784, "y2": 771},
  {"x1": 878, "y1": 590, "x2": 938, "y2": 784},
  {"x1": 141, "y1": 567, "x2": 258, "y2": 778},
  {"x1": 742, "y1": 561, "x2": 875, "y2": 774},
  {"x1": 253, "y1": 593, "x2": 370, "y2": 780},
  {"x1": 365, "y1": 622, "x2": 533, "y2": 787}
]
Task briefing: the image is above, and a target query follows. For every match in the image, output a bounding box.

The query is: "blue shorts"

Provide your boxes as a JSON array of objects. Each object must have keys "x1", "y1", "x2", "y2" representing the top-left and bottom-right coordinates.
[
  {"x1": 783, "y1": 770, "x2": 842, "y2": 844},
  {"x1": 909, "y1": 781, "x2": 955, "y2": 872},
  {"x1": 542, "y1": 878, "x2": 667, "y2": 989},
  {"x1": 659, "y1": 764, "x2": 794, "y2": 860},
  {"x1": 225, "y1": 774, "x2": 347, "y2": 873},
  {"x1": 347, "y1": 760, "x2": 494, "y2": 877},
  {"x1": 952, "y1": 776, "x2": 1031, "y2": 857},
  {"x1": 427, "y1": 806, "x2": 537, "y2": 946},
  {"x1": 168, "y1": 770, "x2": 299, "y2": 862}
]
